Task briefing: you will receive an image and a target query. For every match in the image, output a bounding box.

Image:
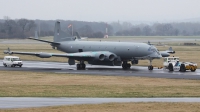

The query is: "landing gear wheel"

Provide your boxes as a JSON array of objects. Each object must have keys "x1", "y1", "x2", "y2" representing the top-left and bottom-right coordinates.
[
  {"x1": 180, "y1": 64, "x2": 186, "y2": 72},
  {"x1": 76, "y1": 63, "x2": 86, "y2": 70},
  {"x1": 3, "y1": 64, "x2": 7, "y2": 67},
  {"x1": 168, "y1": 63, "x2": 174, "y2": 71},
  {"x1": 82, "y1": 64, "x2": 86, "y2": 69},
  {"x1": 191, "y1": 69, "x2": 196, "y2": 72},
  {"x1": 79, "y1": 64, "x2": 86, "y2": 70},
  {"x1": 122, "y1": 62, "x2": 131, "y2": 70},
  {"x1": 148, "y1": 59, "x2": 153, "y2": 70},
  {"x1": 190, "y1": 66, "x2": 196, "y2": 72},
  {"x1": 148, "y1": 65, "x2": 153, "y2": 70},
  {"x1": 122, "y1": 64, "x2": 127, "y2": 69},
  {"x1": 127, "y1": 64, "x2": 131, "y2": 69},
  {"x1": 77, "y1": 64, "x2": 81, "y2": 70}
]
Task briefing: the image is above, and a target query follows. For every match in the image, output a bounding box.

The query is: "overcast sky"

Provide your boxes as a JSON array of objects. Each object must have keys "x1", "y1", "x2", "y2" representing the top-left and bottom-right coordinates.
[{"x1": 0, "y1": 0, "x2": 200, "y2": 22}]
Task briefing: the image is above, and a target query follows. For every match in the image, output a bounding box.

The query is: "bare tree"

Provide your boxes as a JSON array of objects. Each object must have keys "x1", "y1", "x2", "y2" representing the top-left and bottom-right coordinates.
[{"x1": 17, "y1": 19, "x2": 29, "y2": 32}]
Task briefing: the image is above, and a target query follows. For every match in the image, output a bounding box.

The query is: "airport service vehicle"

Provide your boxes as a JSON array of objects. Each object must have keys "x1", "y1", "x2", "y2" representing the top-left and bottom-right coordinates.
[
  {"x1": 3, "y1": 56, "x2": 23, "y2": 67},
  {"x1": 163, "y1": 57, "x2": 197, "y2": 72}
]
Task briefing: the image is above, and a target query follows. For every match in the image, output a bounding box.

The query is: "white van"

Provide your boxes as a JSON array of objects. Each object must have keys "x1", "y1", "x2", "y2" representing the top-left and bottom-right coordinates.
[{"x1": 3, "y1": 56, "x2": 23, "y2": 67}]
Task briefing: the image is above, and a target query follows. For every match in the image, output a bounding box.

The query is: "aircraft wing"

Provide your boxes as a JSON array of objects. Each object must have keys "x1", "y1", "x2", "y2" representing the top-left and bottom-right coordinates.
[{"x1": 3, "y1": 48, "x2": 111, "y2": 61}]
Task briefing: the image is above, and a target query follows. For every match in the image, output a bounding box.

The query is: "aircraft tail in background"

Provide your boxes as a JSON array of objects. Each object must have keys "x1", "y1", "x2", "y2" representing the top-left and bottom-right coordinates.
[
  {"x1": 35, "y1": 31, "x2": 38, "y2": 39},
  {"x1": 54, "y1": 21, "x2": 74, "y2": 42}
]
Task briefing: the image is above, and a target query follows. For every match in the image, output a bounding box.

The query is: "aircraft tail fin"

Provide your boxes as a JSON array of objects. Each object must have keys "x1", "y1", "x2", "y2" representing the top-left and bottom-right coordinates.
[
  {"x1": 169, "y1": 47, "x2": 173, "y2": 51},
  {"x1": 147, "y1": 41, "x2": 154, "y2": 45},
  {"x1": 54, "y1": 21, "x2": 74, "y2": 42},
  {"x1": 167, "y1": 47, "x2": 175, "y2": 54},
  {"x1": 35, "y1": 31, "x2": 38, "y2": 39},
  {"x1": 4, "y1": 47, "x2": 11, "y2": 54},
  {"x1": 75, "y1": 32, "x2": 81, "y2": 39}
]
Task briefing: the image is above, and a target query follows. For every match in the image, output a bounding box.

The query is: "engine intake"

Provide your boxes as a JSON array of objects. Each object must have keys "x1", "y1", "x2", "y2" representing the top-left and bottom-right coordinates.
[
  {"x1": 98, "y1": 54, "x2": 105, "y2": 61},
  {"x1": 93, "y1": 53, "x2": 105, "y2": 61},
  {"x1": 104, "y1": 52, "x2": 117, "y2": 61}
]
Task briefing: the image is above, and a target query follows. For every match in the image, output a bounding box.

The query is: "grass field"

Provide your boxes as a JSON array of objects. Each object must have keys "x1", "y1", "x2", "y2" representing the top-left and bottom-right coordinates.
[
  {"x1": 1, "y1": 70, "x2": 200, "y2": 111},
  {"x1": 1, "y1": 71, "x2": 200, "y2": 97},
  {"x1": 1, "y1": 37, "x2": 200, "y2": 111},
  {"x1": 1, "y1": 102, "x2": 200, "y2": 112}
]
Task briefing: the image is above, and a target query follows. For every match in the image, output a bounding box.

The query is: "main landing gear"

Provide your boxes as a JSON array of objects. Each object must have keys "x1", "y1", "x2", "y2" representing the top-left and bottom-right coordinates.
[
  {"x1": 77, "y1": 61, "x2": 86, "y2": 70},
  {"x1": 122, "y1": 61, "x2": 131, "y2": 70},
  {"x1": 148, "y1": 59, "x2": 153, "y2": 70}
]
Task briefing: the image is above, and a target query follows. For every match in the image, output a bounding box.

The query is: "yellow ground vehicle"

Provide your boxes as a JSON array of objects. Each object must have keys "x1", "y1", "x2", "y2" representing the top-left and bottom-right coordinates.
[{"x1": 163, "y1": 57, "x2": 197, "y2": 72}]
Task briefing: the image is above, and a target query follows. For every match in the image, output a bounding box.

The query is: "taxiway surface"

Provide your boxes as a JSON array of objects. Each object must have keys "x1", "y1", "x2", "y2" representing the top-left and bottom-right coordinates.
[
  {"x1": 1, "y1": 61, "x2": 200, "y2": 79},
  {"x1": 1, "y1": 97, "x2": 200, "y2": 109},
  {"x1": 1, "y1": 61, "x2": 200, "y2": 109}
]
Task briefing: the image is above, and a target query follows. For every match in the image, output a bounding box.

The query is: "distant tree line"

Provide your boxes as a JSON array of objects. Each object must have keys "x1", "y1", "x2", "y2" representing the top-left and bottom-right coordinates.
[
  {"x1": 0, "y1": 18, "x2": 112, "y2": 39},
  {"x1": 0, "y1": 17, "x2": 36, "y2": 39},
  {"x1": 34, "y1": 20, "x2": 112, "y2": 38},
  {"x1": 111, "y1": 22, "x2": 200, "y2": 36},
  {"x1": 1, "y1": 18, "x2": 200, "y2": 39}
]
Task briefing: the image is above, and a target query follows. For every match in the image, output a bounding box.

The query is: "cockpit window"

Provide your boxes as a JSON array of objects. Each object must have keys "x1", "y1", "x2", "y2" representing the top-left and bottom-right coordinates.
[
  {"x1": 148, "y1": 46, "x2": 160, "y2": 55},
  {"x1": 148, "y1": 46, "x2": 159, "y2": 52}
]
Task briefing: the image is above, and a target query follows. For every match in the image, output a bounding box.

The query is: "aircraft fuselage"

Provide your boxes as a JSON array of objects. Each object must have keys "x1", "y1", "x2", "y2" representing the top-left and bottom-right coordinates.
[{"x1": 56, "y1": 41, "x2": 161, "y2": 61}]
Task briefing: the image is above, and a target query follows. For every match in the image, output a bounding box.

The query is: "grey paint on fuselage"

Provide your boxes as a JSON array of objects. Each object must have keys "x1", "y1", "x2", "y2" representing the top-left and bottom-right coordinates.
[
  {"x1": 57, "y1": 41, "x2": 159, "y2": 60},
  {"x1": 4, "y1": 21, "x2": 162, "y2": 69}
]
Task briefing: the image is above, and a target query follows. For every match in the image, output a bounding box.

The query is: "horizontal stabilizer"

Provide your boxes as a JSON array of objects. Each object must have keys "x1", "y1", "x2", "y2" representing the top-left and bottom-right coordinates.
[{"x1": 28, "y1": 37, "x2": 60, "y2": 45}]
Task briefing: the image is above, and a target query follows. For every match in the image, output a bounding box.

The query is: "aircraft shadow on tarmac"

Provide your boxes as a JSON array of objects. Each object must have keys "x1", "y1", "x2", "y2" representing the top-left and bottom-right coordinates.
[{"x1": 85, "y1": 67, "x2": 140, "y2": 71}]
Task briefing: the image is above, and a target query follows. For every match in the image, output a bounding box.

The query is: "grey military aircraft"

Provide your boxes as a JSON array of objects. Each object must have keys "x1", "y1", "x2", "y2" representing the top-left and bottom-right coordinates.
[{"x1": 4, "y1": 21, "x2": 175, "y2": 70}]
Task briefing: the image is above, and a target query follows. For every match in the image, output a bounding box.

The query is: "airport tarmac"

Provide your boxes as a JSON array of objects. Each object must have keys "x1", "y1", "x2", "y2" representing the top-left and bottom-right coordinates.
[
  {"x1": 1, "y1": 61, "x2": 200, "y2": 109},
  {"x1": 1, "y1": 61, "x2": 200, "y2": 79},
  {"x1": 1, "y1": 97, "x2": 200, "y2": 109}
]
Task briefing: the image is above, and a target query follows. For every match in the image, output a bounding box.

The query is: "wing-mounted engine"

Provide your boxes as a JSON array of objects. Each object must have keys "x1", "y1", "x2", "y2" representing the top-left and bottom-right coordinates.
[
  {"x1": 92, "y1": 51, "x2": 117, "y2": 61},
  {"x1": 93, "y1": 52, "x2": 105, "y2": 61},
  {"x1": 103, "y1": 52, "x2": 117, "y2": 61},
  {"x1": 88, "y1": 52, "x2": 120, "y2": 66}
]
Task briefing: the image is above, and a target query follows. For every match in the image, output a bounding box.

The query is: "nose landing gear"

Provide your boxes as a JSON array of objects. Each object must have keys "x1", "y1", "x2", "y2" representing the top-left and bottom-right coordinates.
[{"x1": 148, "y1": 59, "x2": 153, "y2": 70}]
